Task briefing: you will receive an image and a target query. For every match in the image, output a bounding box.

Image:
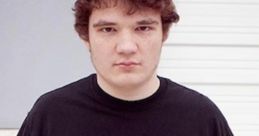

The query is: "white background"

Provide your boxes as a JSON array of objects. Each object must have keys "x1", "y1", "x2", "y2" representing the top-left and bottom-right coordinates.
[{"x1": 1, "y1": 0, "x2": 259, "y2": 135}]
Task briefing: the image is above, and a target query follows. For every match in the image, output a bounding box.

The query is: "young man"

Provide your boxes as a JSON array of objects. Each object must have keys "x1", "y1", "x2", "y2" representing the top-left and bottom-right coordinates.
[{"x1": 18, "y1": 0, "x2": 233, "y2": 135}]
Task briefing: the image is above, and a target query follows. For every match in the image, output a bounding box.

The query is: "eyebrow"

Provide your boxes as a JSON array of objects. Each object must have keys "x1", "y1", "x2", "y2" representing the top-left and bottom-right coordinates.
[
  {"x1": 92, "y1": 18, "x2": 159, "y2": 28},
  {"x1": 137, "y1": 19, "x2": 159, "y2": 25},
  {"x1": 93, "y1": 20, "x2": 117, "y2": 28}
]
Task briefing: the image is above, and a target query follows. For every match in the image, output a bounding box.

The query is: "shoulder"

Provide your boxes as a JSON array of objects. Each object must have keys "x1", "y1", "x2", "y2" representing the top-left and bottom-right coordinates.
[
  {"x1": 17, "y1": 74, "x2": 96, "y2": 135},
  {"x1": 29, "y1": 74, "x2": 95, "y2": 115},
  {"x1": 161, "y1": 77, "x2": 233, "y2": 135},
  {"x1": 163, "y1": 77, "x2": 208, "y2": 104},
  {"x1": 162, "y1": 77, "x2": 224, "y2": 118}
]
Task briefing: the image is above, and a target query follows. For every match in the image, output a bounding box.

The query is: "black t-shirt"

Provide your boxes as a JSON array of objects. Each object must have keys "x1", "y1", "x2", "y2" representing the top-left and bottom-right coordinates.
[{"x1": 17, "y1": 74, "x2": 233, "y2": 136}]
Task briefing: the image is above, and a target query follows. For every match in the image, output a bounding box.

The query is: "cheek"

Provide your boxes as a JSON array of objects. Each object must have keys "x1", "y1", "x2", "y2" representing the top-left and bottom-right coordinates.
[
  {"x1": 90, "y1": 43, "x2": 114, "y2": 65},
  {"x1": 142, "y1": 42, "x2": 162, "y2": 63},
  {"x1": 145, "y1": 37, "x2": 162, "y2": 52}
]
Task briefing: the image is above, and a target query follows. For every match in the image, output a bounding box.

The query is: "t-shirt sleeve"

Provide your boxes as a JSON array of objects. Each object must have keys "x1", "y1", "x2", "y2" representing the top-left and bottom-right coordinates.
[
  {"x1": 213, "y1": 115, "x2": 234, "y2": 136},
  {"x1": 203, "y1": 96, "x2": 234, "y2": 136},
  {"x1": 17, "y1": 95, "x2": 47, "y2": 136},
  {"x1": 17, "y1": 112, "x2": 32, "y2": 136}
]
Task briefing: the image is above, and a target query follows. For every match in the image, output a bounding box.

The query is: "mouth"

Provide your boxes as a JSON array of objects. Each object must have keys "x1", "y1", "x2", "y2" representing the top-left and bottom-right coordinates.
[{"x1": 114, "y1": 61, "x2": 141, "y2": 69}]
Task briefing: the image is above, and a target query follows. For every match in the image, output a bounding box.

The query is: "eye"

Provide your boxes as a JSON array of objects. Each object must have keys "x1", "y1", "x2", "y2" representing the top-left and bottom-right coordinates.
[
  {"x1": 99, "y1": 27, "x2": 116, "y2": 33},
  {"x1": 136, "y1": 26, "x2": 152, "y2": 32}
]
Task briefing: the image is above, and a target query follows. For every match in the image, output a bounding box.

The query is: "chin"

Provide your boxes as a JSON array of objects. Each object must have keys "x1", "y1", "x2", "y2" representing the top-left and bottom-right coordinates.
[
  {"x1": 115, "y1": 80, "x2": 142, "y2": 89},
  {"x1": 115, "y1": 74, "x2": 146, "y2": 85}
]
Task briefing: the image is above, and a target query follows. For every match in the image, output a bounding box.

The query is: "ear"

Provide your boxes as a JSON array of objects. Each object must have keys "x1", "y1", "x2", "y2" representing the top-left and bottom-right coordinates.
[
  {"x1": 83, "y1": 41, "x2": 92, "y2": 52},
  {"x1": 162, "y1": 32, "x2": 169, "y2": 42}
]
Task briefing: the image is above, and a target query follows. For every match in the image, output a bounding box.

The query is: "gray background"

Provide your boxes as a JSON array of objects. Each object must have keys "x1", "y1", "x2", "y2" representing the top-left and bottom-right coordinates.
[{"x1": 0, "y1": 0, "x2": 94, "y2": 128}]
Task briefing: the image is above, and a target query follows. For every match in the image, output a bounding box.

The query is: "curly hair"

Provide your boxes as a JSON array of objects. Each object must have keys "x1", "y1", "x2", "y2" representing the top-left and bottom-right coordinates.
[{"x1": 73, "y1": 0, "x2": 180, "y2": 41}]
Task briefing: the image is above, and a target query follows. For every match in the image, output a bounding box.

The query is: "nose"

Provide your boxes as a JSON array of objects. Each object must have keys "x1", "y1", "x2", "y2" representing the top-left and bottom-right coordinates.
[{"x1": 116, "y1": 30, "x2": 138, "y2": 55}]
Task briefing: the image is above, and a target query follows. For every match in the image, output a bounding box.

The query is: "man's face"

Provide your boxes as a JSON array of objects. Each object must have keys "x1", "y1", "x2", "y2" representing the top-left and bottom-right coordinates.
[{"x1": 88, "y1": 4, "x2": 164, "y2": 90}]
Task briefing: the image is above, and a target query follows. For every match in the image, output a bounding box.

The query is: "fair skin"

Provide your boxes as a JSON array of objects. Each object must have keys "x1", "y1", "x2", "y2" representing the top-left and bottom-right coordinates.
[{"x1": 87, "y1": 4, "x2": 166, "y2": 101}]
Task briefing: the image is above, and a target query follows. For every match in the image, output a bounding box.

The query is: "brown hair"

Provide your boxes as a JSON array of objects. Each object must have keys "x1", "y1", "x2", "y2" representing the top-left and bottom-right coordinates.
[{"x1": 73, "y1": 0, "x2": 180, "y2": 41}]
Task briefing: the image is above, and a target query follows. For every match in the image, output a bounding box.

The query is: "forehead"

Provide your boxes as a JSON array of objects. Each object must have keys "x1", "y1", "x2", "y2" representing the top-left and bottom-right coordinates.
[
  {"x1": 90, "y1": 5, "x2": 161, "y2": 24},
  {"x1": 91, "y1": 0, "x2": 160, "y2": 15}
]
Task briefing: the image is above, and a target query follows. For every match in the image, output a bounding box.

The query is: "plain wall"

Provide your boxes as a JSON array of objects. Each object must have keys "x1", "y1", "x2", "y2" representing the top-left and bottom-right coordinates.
[{"x1": 0, "y1": 0, "x2": 94, "y2": 128}]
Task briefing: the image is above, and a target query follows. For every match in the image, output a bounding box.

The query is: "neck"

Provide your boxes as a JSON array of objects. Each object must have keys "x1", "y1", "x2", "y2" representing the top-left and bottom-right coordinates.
[{"x1": 97, "y1": 74, "x2": 160, "y2": 101}]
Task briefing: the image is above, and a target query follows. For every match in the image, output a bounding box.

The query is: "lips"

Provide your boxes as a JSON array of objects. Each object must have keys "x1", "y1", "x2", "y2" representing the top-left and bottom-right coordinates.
[
  {"x1": 114, "y1": 61, "x2": 140, "y2": 68},
  {"x1": 118, "y1": 61, "x2": 139, "y2": 66}
]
